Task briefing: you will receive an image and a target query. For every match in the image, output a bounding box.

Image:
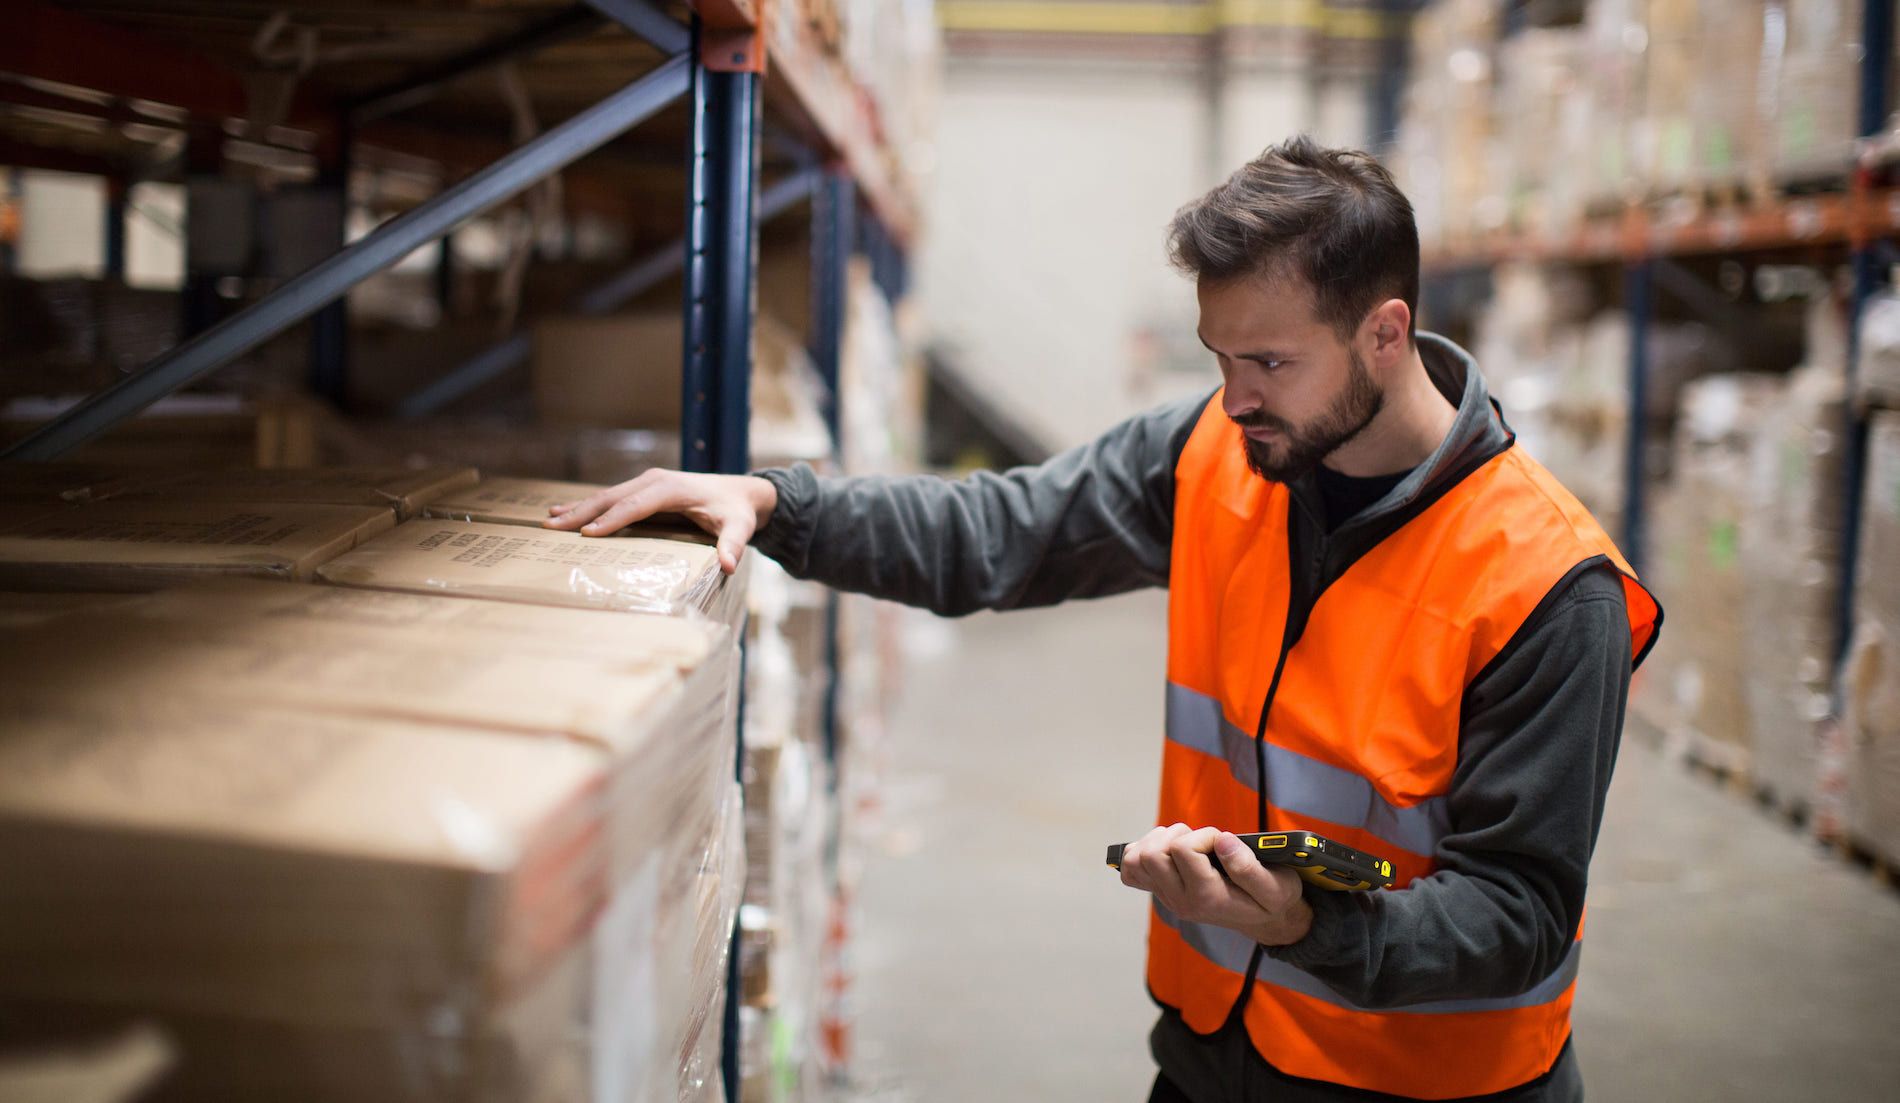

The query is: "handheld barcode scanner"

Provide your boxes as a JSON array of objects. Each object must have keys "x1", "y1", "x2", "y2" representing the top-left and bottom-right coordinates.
[{"x1": 1106, "y1": 830, "x2": 1394, "y2": 892}]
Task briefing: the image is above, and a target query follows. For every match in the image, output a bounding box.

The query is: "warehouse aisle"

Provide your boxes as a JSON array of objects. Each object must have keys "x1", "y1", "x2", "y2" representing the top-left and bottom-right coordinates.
[{"x1": 848, "y1": 592, "x2": 1900, "y2": 1102}]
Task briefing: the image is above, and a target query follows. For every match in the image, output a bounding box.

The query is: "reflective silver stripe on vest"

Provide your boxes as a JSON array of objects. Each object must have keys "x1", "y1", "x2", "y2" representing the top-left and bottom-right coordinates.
[
  {"x1": 1165, "y1": 682, "x2": 1451, "y2": 856},
  {"x1": 1153, "y1": 902, "x2": 1581, "y2": 1015}
]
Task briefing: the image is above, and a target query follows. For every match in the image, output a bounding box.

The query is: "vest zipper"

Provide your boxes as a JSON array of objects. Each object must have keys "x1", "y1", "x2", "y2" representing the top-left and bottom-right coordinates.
[{"x1": 1227, "y1": 526, "x2": 1326, "y2": 1032}]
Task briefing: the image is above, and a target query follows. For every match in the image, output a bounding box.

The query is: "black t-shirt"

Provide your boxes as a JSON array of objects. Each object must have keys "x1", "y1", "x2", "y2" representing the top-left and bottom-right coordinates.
[{"x1": 1313, "y1": 463, "x2": 1413, "y2": 533}]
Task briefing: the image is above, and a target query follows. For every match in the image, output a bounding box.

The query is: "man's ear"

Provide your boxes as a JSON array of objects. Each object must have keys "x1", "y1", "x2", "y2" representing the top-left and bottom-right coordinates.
[{"x1": 1364, "y1": 298, "x2": 1412, "y2": 364}]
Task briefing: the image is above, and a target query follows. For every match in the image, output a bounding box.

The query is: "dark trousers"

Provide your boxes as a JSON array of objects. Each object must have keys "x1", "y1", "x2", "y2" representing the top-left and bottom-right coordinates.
[{"x1": 1150, "y1": 1073, "x2": 1197, "y2": 1103}]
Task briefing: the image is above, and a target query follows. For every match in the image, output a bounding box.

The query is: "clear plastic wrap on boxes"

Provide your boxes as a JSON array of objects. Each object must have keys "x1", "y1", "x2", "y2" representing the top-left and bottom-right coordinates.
[
  {"x1": 1739, "y1": 308, "x2": 1849, "y2": 807},
  {"x1": 1638, "y1": 375, "x2": 1786, "y2": 762},
  {"x1": 1855, "y1": 287, "x2": 1900, "y2": 409},
  {"x1": 0, "y1": 498, "x2": 397, "y2": 590},
  {"x1": 1839, "y1": 413, "x2": 1900, "y2": 863},
  {"x1": 1762, "y1": 0, "x2": 1865, "y2": 180},
  {"x1": 316, "y1": 517, "x2": 746, "y2": 627},
  {"x1": 0, "y1": 582, "x2": 744, "y2": 1101}
]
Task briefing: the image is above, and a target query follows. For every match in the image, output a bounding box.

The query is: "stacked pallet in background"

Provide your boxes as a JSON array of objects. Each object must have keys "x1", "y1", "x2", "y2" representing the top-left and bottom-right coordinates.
[
  {"x1": 1397, "y1": 0, "x2": 1881, "y2": 247},
  {"x1": 0, "y1": 466, "x2": 751, "y2": 1101},
  {"x1": 1737, "y1": 296, "x2": 1850, "y2": 814},
  {"x1": 1839, "y1": 413, "x2": 1900, "y2": 869},
  {"x1": 1642, "y1": 376, "x2": 1783, "y2": 770}
]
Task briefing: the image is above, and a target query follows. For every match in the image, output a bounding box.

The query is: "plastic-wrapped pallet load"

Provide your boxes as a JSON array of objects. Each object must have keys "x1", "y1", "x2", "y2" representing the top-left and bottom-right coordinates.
[
  {"x1": 1841, "y1": 412, "x2": 1900, "y2": 867},
  {"x1": 1762, "y1": 0, "x2": 1865, "y2": 181},
  {"x1": 1690, "y1": 0, "x2": 1770, "y2": 197},
  {"x1": 424, "y1": 475, "x2": 620, "y2": 526},
  {"x1": 0, "y1": 583, "x2": 745, "y2": 1102},
  {"x1": 317, "y1": 518, "x2": 746, "y2": 628},
  {"x1": 106, "y1": 465, "x2": 478, "y2": 520},
  {"x1": 737, "y1": 561, "x2": 833, "y2": 1103},
  {"x1": 0, "y1": 463, "x2": 477, "y2": 519},
  {"x1": 1640, "y1": 375, "x2": 1784, "y2": 766},
  {"x1": 0, "y1": 498, "x2": 396, "y2": 590},
  {"x1": 1854, "y1": 287, "x2": 1900, "y2": 409},
  {"x1": 1738, "y1": 365, "x2": 1847, "y2": 809}
]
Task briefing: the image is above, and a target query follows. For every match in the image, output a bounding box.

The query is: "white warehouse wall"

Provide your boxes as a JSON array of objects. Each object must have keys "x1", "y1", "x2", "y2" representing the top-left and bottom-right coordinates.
[{"x1": 920, "y1": 54, "x2": 1373, "y2": 455}]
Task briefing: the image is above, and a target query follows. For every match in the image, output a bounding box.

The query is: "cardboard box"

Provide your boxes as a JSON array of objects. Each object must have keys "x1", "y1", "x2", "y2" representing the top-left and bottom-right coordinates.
[
  {"x1": 318, "y1": 518, "x2": 733, "y2": 621},
  {"x1": 0, "y1": 693, "x2": 732, "y2": 1102},
  {"x1": 0, "y1": 594, "x2": 746, "y2": 1100},
  {"x1": 0, "y1": 461, "x2": 144, "y2": 504},
  {"x1": 1, "y1": 394, "x2": 320, "y2": 470},
  {"x1": 533, "y1": 313, "x2": 832, "y2": 465},
  {"x1": 0, "y1": 500, "x2": 396, "y2": 590},
  {"x1": 115, "y1": 465, "x2": 478, "y2": 520},
  {"x1": 533, "y1": 313, "x2": 681, "y2": 429},
  {"x1": 116, "y1": 577, "x2": 716, "y2": 664},
  {"x1": 1739, "y1": 368, "x2": 1845, "y2": 808},
  {"x1": 0, "y1": 590, "x2": 140, "y2": 629},
  {"x1": 424, "y1": 476, "x2": 614, "y2": 527}
]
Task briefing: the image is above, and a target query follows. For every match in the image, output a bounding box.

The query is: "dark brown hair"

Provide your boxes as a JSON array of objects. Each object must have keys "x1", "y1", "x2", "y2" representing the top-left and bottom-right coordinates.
[{"x1": 1168, "y1": 136, "x2": 1419, "y2": 343}]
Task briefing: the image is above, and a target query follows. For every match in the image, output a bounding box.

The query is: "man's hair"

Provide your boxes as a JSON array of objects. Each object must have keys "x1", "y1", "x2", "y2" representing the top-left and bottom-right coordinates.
[{"x1": 1168, "y1": 136, "x2": 1419, "y2": 343}]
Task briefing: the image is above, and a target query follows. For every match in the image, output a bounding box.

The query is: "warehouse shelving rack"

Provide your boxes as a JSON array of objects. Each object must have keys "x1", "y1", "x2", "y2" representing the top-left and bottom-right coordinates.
[
  {"x1": 1420, "y1": 0, "x2": 1896, "y2": 673},
  {"x1": 0, "y1": 1, "x2": 916, "y2": 1096}
]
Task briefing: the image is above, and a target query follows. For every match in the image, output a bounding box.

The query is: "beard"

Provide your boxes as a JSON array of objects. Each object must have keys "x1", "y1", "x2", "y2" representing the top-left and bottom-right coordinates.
[{"x1": 1234, "y1": 349, "x2": 1385, "y2": 483}]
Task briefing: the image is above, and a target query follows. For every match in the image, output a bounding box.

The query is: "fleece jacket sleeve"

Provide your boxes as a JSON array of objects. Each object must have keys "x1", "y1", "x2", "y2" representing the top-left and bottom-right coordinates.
[{"x1": 747, "y1": 391, "x2": 1207, "y2": 616}]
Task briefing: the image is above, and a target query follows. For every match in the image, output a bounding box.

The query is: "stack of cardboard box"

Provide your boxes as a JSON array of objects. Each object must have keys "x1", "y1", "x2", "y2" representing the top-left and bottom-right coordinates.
[
  {"x1": 0, "y1": 464, "x2": 753, "y2": 1101},
  {"x1": 735, "y1": 561, "x2": 833, "y2": 1103},
  {"x1": 1739, "y1": 358, "x2": 1848, "y2": 812},
  {"x1": 1640, "y1": 376, "x2": 1784, "y2": 768}
]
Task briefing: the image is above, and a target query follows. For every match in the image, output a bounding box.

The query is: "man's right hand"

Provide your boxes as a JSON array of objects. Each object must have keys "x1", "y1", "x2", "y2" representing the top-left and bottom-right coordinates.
[{"x1": 542, "y1": 469, "x2": 779, "y2": 575}]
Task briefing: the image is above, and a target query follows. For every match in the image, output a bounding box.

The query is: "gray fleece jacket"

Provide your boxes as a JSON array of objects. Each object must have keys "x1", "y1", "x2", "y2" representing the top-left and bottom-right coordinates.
[{"x1": 752, "y1": 333, "x2": 1649, "y2": 1103}]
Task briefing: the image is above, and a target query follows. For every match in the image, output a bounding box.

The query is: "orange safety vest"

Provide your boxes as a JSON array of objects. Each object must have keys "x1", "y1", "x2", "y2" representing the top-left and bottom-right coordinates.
[{"x1": 1150, "y1": 393, "x2": 1660, "y2": 1099}]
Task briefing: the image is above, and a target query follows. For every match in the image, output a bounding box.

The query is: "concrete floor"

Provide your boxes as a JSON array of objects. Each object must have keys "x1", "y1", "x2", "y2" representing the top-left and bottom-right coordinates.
[{"x1": 844, "y1": 590, "x2": 1900, "y2": 1102}]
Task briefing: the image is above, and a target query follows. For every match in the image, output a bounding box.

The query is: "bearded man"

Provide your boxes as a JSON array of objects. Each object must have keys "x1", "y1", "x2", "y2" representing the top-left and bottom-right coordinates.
[{"x1": 547, "y1": 137, "x2": 1661, "y2": 1103}]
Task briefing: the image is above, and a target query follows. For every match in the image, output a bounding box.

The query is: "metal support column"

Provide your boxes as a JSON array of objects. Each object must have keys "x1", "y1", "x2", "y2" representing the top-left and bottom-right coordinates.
[
  {"x1": 434, "y1": 233, "x2": 456, "y2": 314},
  {"x1": 678, "y1": 31, "x2": 761, "y2": 475},
  {"x1": 4, "y1": 57, "x2": 690, "y2": 461},
  {"x1": 0, "y1": 168, "x2": 18, "y2": 275},
  {"x1": 103, "y1": 176, "x2": 127, "y2": 282},
  {"x1": 1836, "y1": 0, "x2": 1895, "y2": 662},
  {"x1": 811, "y1": 169, "x2": 852, "y2": 782},
  {"x1": 310, "y1": 116, "x2": 353, "y2": 405},
  {"x1": 677, "y1": 15, "x2": 766, "y2": 1100},
  {"x1": 1623, "y1": 259, "x2": 1654, "y2": 573},
  {"x1": 180, "y1": 123, "x2": 224, "y2": 340}
]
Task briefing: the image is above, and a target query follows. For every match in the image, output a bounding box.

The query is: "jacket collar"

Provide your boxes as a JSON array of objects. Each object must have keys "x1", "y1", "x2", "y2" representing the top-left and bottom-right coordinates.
[{"x1": 1285, "y1": 330, "x2": 1513, "y2": 538}]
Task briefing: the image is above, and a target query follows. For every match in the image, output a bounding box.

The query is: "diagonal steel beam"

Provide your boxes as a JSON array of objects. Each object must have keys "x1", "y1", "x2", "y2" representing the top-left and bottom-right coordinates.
[
  {"x1": 397, "y1": 167, "x2": 817, "y2": 418},
  {"x1": 4, "y1": 56, "x2": 692, "y2": 461},
  {"x1": 584, "y1": 0, "x2": 692, "y2": 56},
  {"x1": 348, "y1": 5, "x2": 607, "y2": 125}
]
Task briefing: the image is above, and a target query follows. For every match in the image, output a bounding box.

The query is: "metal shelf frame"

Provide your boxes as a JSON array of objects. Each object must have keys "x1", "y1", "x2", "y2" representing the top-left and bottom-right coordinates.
[{"x1": 0, "y1": 3, "x2": 918, "y2": 1098}]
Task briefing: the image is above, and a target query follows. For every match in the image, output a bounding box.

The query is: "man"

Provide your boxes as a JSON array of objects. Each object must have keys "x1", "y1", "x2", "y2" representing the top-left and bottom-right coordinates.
[{"x1": 546, "y1": 138, "x2": 1661, "y2": 1102}]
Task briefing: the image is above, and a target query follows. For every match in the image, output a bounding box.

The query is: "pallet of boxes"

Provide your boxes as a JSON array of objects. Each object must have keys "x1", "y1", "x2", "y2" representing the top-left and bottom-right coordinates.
[
  {"x1": 0, "y1": 463, "x2": 750, "y2": 1101},
  {"x1": 1833, "y1": 288, "x2": 1900, "y2": 874}
]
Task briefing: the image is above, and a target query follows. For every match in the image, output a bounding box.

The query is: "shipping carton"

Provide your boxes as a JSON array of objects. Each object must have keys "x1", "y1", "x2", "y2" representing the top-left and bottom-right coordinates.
[
  {"x1": 317, "y1": 518, "x2": 737, "y2": 622},
  {"x1": 0, "y1": 499, "x2": 396, "y2": 590},
  {"x1": 0, "y1": 692, "x2": 742, "y2": 1102},
  {"x1": 1739, "y1": 367, "x2": 1845, "y2": 809},
  {"x1": 0, "y1": 586, "x2": 745, "y2": 1100},
  {"x1": 424, "y1": 476, "x2": 614, "y2": 527},
  {"x1": 114, "y1": 465, "x2": 478, "y2": 520}
]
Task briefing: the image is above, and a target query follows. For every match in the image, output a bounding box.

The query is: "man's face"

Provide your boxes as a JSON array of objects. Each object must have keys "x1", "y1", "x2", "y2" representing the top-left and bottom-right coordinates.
[{"x1": 1196, "y1": 274, "x2": 1383, "y2": 483}]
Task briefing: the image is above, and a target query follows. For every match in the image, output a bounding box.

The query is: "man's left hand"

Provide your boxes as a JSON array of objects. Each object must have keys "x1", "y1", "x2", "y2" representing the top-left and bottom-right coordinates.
[{"x1": 1117, "y1": 823, "x2": 1314, "y2": 947}]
